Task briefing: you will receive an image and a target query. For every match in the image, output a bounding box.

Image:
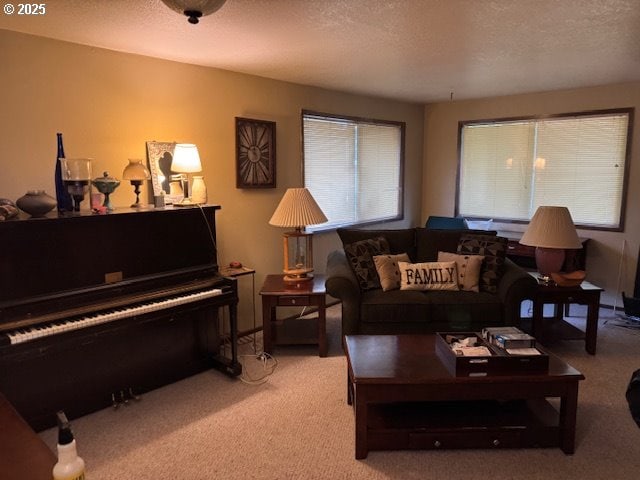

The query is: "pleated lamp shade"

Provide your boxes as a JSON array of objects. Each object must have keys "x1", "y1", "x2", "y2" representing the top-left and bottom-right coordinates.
[
  {"x1": 520, "y1": 206, "x2": 581, "y2": 249},
  {"x1": 269, "y1": 188, "x2": 327, "y2": 228}
]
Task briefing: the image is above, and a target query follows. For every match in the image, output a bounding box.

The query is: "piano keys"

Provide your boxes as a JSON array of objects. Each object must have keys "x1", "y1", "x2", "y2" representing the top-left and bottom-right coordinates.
[
  {"x1": 3, "y1": 285, "x2": 226, "y2": 346},
  {"x1": 0, "y1": 205, "x2": 241, "y2": 431}
]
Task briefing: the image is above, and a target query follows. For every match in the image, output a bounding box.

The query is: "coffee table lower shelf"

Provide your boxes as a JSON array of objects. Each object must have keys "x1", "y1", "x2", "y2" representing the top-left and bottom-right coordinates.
[{"x1": 367, "y1": 399, "x2": 560, "y2": 452}]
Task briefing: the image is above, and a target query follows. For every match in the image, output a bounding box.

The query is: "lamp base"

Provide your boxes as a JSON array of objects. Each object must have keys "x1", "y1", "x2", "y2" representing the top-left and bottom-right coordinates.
[
  {"x1": 535, "y1": 247, "x2": 566, "y2": 278},
  {"x1": 174, "y1": 198, "x2": 197, "y2": 207},
  {"x1": 283, "y1": 272, "x2": 314, "y2": 284}
]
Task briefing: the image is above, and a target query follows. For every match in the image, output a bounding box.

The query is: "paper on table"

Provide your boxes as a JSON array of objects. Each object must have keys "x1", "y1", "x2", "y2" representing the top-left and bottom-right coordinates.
[{"x1": 506, "y1": 347, "x2": 542, "y2": 355}]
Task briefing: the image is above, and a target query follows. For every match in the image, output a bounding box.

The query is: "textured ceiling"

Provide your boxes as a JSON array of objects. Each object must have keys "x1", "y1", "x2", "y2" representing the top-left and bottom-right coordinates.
[{"x1": 1, "y1": 0, "x2": 639, "y2": 103}]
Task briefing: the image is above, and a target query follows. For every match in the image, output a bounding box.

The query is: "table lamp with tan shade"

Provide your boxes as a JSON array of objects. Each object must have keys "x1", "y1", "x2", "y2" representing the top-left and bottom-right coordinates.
[
  {"x1": 269, "y1": 188, "x2": 328, "y2": 283},
  {"x1": 519, "y1": 206, "x2": 583, "y2": 282}
]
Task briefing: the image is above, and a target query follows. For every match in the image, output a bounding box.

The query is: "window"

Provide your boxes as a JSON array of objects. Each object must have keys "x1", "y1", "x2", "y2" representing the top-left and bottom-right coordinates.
[
  {"x1": 457, "y1": 108, "x2": 633, "y2": 230},
  {"x1": 302, "y1": 110, "x2": 405, "y2": 231}
]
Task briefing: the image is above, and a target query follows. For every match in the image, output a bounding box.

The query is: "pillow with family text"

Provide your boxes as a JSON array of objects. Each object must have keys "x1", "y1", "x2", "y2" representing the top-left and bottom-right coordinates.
[{"x1": 398, "y1": 261, "x2": 459, "y2": 291}]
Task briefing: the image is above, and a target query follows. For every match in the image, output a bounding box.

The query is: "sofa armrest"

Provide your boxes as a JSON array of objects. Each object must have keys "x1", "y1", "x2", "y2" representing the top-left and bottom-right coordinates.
[
  {"x1": 497, "y1": 259, "x2": 538, "y2": 326},
  {"x1": 325, "y1": 250, "x2": 362, "y2": 336}
]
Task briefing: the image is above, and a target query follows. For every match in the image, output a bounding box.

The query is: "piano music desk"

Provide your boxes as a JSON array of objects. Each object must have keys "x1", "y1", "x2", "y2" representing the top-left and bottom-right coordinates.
[
  {"x1": 0, "y1": 392, "x2": 56, "y2": 480},
  {"x1": 260, "y1": 274, "x2": 327, "y2": 357}
]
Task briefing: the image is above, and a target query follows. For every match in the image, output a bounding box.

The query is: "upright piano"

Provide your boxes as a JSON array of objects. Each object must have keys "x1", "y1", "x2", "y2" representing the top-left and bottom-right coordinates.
[{"x1": 0, "y1": 205, "x2": 241, "y2": 431}]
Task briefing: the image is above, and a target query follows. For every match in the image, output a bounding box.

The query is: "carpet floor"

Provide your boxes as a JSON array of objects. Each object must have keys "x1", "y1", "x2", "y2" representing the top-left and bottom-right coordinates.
[{"x1": 39, "y1": 304, "x2": 640, "y2": 479}]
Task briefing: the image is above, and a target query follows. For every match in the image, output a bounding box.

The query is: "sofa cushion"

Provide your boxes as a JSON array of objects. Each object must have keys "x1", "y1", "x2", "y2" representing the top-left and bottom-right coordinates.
[
  {"x1": 457, "y1": 234, "x2": 508, "y2": 294},
  {"x1": 437, "y1": 251, "x2": 485, "y2": 292},
  {"x1": 398, "y1": 261, "x2": 459, "y2": 291},
  {"x1": 373, "y1": 253, "x2": 411, "y2": 291},
  {"x1": 337, "y1": 228, "x2": 417, "y2": 259},
  {"x1": 359, "y1": 288, "x2": 503, "y2": 331},
  {"x1": 343, "y1": 236, "x2": 390, "y2": 291}
]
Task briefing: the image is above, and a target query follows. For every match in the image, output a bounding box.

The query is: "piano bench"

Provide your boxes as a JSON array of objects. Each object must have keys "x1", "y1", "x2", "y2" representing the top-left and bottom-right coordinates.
[{"x1": 0, "y1": 392, "x2": 56, "y2": 479}]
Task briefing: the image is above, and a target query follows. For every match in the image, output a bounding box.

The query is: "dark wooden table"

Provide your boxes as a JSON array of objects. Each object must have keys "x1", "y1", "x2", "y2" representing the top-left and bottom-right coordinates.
[
  {"x1": 529, "y1": 273, "x2": 603, "y2": 355},
  {"x1": 0, "y1": 392, "x2": 56, "y2": 479},
  {"x1": 259, "y1": 274, "x2": 327, "y2": 357},
  {"x1": 345, "y1": 335, "x2": 584, "y2": 459}
]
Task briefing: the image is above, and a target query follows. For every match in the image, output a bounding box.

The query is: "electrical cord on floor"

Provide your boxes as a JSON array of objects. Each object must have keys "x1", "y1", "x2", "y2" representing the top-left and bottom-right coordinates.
[{"x1": 239, "y1": 352, "x2": 278, "y2": 385}]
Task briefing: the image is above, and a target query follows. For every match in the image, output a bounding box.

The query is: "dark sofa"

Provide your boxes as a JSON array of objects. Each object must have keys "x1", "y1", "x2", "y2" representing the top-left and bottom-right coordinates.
[{"x1": 325, "y1": 227, "x2": 537, "y2": 336}]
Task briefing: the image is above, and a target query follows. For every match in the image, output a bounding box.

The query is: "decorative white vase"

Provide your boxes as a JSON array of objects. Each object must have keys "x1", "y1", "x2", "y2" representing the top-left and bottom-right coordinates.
[
  {"x1": 169, "y1": 179, "x2": 183, "y2": 197},
  {"x1": 191, "y1": 176, "x2": 207, "y2": 204}
]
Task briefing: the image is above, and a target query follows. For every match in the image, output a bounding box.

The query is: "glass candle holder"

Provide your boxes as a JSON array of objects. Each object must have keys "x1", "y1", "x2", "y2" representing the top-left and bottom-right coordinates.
[{"x1": 61, "y1": 158, "x2": 92, "y2": 212}]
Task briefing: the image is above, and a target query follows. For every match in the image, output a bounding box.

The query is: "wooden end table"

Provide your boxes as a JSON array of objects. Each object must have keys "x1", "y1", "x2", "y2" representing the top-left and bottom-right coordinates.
[
  {"x1": 259, "y1": 274, "x2": 327, "y2": 357},
  {"x1": 345, "y1": 335, "x2": 584, "y2": 459},
  {"x1": 528, "y1": 273, "x2": 603, "y2": 355}
]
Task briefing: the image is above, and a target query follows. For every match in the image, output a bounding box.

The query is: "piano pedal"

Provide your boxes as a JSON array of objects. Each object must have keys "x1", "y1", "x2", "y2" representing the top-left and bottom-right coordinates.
[
  {"x1": 128, "y1": 387, "x2": 141, "y2": 402},
  {"x1": 119, "y1": 390, "x2": 129, "y2": 406},
  {"x1": 111, "y1": 388, "x2": 141, "y2": 410}
]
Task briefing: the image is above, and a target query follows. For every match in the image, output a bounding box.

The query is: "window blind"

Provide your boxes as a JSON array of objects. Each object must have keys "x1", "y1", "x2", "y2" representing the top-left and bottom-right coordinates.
[
  {"x1": 303, "y1": 112, "x2": 404, "y2": 231},
  {"x1": 458, "y1": 110, "x2": 631, "y2": 229}
]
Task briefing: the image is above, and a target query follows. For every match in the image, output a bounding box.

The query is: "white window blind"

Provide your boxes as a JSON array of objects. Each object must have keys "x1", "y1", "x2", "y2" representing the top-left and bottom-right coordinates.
[
  {"x1": 303, "y1": 112, "x2": 404, "y2": 231},
  {"x1": 459, "y1": 110, "x2": 631, "y2": 229}
]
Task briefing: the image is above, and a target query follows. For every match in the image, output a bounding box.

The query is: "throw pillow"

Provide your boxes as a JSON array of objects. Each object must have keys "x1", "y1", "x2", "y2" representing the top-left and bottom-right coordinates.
[
  {"x1": 437, "y1": 251, "x2": 485, "y2": 292},
  {"x1": 456, "y1": 234, "x2": 508, "y2": 293},
  {"x1": 398, "y1": 261, "x2": 459, "y2": 291},
  {"x1": 344, "y1": 237, "x2": 390, "y2": 290},
  {"x1": 373, "y1": 253, "x2": 411, "y2": 292}
]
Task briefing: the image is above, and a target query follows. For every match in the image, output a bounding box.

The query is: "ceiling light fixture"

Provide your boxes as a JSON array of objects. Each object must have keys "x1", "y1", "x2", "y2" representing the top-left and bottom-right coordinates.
[{"x1": 160, "y1": 0, "x2": 227, "y2": 24}]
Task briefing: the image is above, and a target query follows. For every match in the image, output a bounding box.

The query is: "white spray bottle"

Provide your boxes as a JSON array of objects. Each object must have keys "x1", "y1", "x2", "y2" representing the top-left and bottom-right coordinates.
[{"x1": 52, "y1": 411, "x2": 86, "y2": 480}]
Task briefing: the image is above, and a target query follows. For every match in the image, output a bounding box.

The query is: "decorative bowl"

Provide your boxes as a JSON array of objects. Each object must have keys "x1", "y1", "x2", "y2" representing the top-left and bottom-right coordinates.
[
  {"x1": 16, "y1": 190, "x2": 57, "y2": 217},
  {"x1": 551, "y1": 270, "x2": 586, "y2": 287}
]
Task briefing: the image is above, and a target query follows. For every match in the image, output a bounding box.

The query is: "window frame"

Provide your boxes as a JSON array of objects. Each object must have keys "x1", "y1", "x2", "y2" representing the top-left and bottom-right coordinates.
[
  {"x1": 455, "y1": 107, "x2": 634, "y2": 232},
  {"x1": 301, "y1": 109, "x2": 406, "y2": 232}
]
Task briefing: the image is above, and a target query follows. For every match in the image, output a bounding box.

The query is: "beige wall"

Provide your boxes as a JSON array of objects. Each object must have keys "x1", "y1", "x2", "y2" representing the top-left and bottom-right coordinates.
[
  {"x1": 423, "y1": 83, "x2": 640, "y2": 307},
  {"x1": 0, "y1": 30, "x2": 424, "y2": 331}
]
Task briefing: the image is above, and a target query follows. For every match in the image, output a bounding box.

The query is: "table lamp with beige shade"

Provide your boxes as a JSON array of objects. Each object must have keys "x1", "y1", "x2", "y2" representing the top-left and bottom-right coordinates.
[
  {"x1": 171, "y1": 143, "x2": 202, "y2": 207},
  {"x1": 269, "y1": 188, "x2": 328, "y2": 283},
  {"x1": 519, "y1": 206, "x2": 583, "y2": 282}
]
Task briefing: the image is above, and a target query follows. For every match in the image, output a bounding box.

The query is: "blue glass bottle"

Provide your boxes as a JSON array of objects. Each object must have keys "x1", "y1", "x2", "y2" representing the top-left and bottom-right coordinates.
[{"x1": 55, "y1": 133, "x2": 73, "y2": 212}]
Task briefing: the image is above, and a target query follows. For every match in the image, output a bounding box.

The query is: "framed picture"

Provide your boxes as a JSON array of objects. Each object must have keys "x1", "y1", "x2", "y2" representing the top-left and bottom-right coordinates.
[
  {"x1": 146, "y1": 141, "x2": 182, "y2": 205},
  {"x1": 235, "y1": 117, "x2": 276, "y2": 188}
]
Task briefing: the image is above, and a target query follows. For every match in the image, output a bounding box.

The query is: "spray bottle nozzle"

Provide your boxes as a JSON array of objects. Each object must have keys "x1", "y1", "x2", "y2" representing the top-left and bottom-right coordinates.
[{"x1": 56, "y1": 410, "x2": 74, "y2": 445}]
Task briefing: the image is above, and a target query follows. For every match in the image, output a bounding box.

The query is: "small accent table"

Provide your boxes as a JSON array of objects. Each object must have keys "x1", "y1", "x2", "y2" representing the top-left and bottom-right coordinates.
[
  {"x1": 259, "y1": 274, "x2": 327, "y2": 357},
  {"x1": 529, "y1": 273, "x2": 603, "y2": 355},
  {"x1": 220, "y1": 265, "x2": 257, "y2": 352}
]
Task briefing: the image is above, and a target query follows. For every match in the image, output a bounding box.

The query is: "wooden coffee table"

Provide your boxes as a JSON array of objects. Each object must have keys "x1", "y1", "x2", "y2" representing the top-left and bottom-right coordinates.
[{"x1": 345, "y1": 334, "x2": 584, "y2": 459}]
